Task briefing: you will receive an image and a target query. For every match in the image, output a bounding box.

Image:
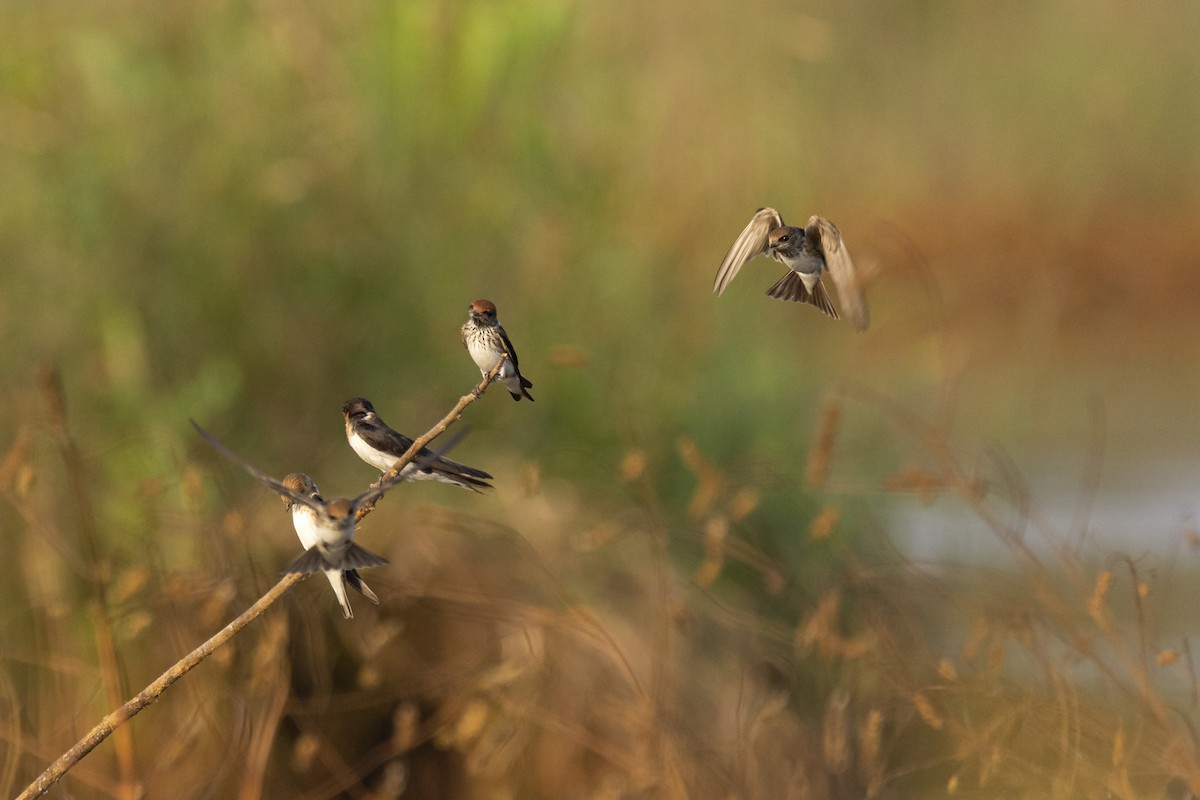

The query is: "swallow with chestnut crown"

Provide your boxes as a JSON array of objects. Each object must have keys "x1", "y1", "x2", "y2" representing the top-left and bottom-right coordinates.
[
  {"x1": 461, "y1": 299, "x2": 534, "y2": 401},
  {"x1": 191, "y1": 420, "x2": 397, "y2": 615},
  {"x1": 342, "y1": 397, "x2": 493, "y2": 490},
  {"x1": 713, "y1": 208, "x2": 869, "y2": 332},
  {"x1": 281, "y1": 472, "x2": 380, "y2": 619}
]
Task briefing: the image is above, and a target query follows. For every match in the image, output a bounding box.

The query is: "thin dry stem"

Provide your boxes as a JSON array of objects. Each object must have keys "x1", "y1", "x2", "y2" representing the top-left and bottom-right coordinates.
[{"x1": 16, "y1": 573, "x2": 305, "y2": 800}]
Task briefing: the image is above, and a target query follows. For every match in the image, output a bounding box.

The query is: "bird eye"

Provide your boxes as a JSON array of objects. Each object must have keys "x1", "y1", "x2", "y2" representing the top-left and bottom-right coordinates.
[{"x1": 778, "y1": 235, "x2": 789, "y2": 243}]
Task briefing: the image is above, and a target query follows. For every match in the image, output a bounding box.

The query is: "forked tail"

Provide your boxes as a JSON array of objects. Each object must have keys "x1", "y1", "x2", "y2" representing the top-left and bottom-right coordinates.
[{"x1": 765, "y1": 272, "x2": 840, "y2": 320}]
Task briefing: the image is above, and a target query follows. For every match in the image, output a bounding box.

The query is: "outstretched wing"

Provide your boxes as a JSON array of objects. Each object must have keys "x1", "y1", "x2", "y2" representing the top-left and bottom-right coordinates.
[
  {"x1": 713, "y1": 207, "x2": 784, "y2": 295},
  {"x1": 191, "y1": 420, "x2": 320, "y2": 511},
  {"x1": 808, "y1": 216, "x2": 869, "y2": 332}
]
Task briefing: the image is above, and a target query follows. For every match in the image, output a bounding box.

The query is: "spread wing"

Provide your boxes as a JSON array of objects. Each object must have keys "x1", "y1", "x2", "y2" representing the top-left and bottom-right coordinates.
[
  {"x1": 713, "y1": 207, "x2": 784, "y2": 295},
  {"x1": 191, "y1": 420, "x2": 321, "y2": 511},
  {"x1": 808, "y1": 216, "x2": 869, "y2": 332}
]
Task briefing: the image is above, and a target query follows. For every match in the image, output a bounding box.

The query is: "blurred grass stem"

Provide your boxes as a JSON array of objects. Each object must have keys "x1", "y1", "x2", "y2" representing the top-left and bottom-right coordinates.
[{"x1": 37, "y1": 367, "x2": 138, "y2": 800}]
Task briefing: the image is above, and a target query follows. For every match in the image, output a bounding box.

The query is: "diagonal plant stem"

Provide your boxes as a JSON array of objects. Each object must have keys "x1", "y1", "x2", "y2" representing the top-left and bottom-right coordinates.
[
  {"x1": 18, "y1": 361, "x2": 505, "y2": 799},
  {"x1": 16, "y1": 573, "x2": 305, "y2": 800}
]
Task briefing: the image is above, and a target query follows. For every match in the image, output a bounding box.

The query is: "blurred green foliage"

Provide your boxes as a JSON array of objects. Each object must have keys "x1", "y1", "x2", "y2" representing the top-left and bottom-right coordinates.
[{"x1": 3, "y1": 0, "x2": 1199, "y2": 501}]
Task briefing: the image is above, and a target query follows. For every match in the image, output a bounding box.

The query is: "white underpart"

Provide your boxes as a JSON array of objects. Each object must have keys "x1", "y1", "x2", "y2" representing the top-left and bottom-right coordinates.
[
  {"x1": 348, "y1": 430, "x2": 426, "y2": 478},
  {"x1": 775, "y1": 249, "x2": 824, "y2": 290},
  {"x1": 467, "y1": 338, "x2": 513, "y2": 377},
  {"x1": 291, "y1": 505, "x2": 352, "y2": 616},
  {"x1": 468, "y1": 337, "x2": 522, "y2": 394},
  {"x1": 290, "y1": 505, "x2": 322, "y2": 550},
  {"x1": 796, "y1": 270, "x2": 820, "y2": 291}
]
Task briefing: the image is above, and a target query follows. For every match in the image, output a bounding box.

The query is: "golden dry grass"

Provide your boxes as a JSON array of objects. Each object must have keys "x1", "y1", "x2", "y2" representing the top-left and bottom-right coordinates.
[{"x1": 6, "y1": 376, "x2": 1200, "y2": 799}]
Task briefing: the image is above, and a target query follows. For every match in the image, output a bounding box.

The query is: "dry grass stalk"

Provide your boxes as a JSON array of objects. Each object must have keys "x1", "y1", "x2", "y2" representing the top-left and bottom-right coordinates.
[
  {"x1": 858, "y1": 708, "x2": 885, "y2": 797},
  {"x1": 694, "y1": 515, "x2": 728, "y2": 589},
  {"x1": 1087, "y1": 570, "x2": 1114, "y2": 622},
  {"x1": 37, "y1": 366, "x2": 138, "y2": 800},
  {"x1": 805, "y1": 393, "x2": 841, "y2": 488},
  {"x1": 727, "y1": 486, "x2": 760, "y2": 522},
  {"x1": 821, "y1": 689, "x2": 850, "y2": 774},
  {"x1": 911, "y1": 691, "x2": 944, "y2": 731},
  {"x1": 677, "y1": 435, "x2": 726, "y2": 520},
  {"x1": 808, "y1": 506, "x2": 840, "y2": 540}
]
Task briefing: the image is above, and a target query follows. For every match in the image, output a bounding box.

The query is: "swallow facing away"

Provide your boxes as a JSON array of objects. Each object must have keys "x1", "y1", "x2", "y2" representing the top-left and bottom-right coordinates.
[
  {"x1": 342, "y1": 397, "x2": 493, "y2": 491},
  {"x1": 461, "y1": 299, "x2": 534, "y2": 401},
  {"x1": 713, "y1": 208, "x2": 869, "y2": 332},
  {"x1": 191, "y1": 420, "x2": 398, "y2": 618},
  {"x1": 281, "y1": 472, "x2": 379, "y2": 619}
]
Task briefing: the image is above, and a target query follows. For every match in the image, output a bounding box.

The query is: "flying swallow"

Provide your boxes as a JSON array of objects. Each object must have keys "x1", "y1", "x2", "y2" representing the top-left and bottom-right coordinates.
[
  {"x1": 191, "y1": 420, "x2": 399, "y2": 617},
  {"x1": 713, "y1": 208, "x2": 869, "y2": 332},
  {"x1": 461, "y1": 299, "x2": 534, "y2": 401},
  {"x1": 342, "y1": 397, "x2": 493, "y2": 491}
]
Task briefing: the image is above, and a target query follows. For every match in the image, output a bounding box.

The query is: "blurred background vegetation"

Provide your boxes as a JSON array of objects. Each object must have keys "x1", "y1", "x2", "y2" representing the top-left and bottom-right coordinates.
[{"x1": 3, "y1": 0, "x2": 1200, "y2": 797}]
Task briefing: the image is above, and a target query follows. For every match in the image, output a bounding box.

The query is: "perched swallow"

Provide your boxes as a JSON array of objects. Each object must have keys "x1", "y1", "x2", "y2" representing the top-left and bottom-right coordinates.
[
  {"x1": 281, "y1": 472, "x2": 379, "y2": 619},
  {"x1": 342, "y1": 397, "x2": 493, "y2": 491},
  {"x1": 191, "y1": 420, "x2": 398, "y2": 618},
  {"x1": 713, "y1": 208, "x2": 869, "y2": 332},
  {"x1": 461, "y1": 299, "x2": 534, "y2": 401}
]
